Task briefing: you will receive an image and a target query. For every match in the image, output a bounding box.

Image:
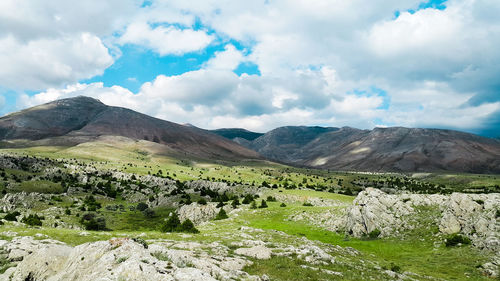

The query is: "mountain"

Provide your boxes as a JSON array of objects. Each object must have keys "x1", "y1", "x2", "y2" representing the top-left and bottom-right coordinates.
[
  {"x1": 240, "y1": 126, "x2": 500, "y2": 173},
  {"x1": 0, "y1": 96, "x2": 260, "y2": 161},
  {"x1": 210, "y1": 128, "x2": 264, "y2": 142}
]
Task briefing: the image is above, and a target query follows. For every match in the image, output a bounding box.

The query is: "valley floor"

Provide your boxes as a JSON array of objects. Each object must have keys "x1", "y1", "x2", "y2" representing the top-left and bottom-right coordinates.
[{"x1": 0, "y1": 145, "x2": 498, "y2": 280}]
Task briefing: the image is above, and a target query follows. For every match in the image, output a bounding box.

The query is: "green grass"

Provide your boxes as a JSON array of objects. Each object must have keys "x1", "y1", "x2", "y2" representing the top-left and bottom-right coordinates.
[
  {"x1": 240, "y1": 203, "x2": 491, "y2": 280},
  {"x1": 13, "y1": 180, "x2": 63, "y2": 194},
  {"x1": 0, "y1": 141, "x2": 497, "y2": 280}
]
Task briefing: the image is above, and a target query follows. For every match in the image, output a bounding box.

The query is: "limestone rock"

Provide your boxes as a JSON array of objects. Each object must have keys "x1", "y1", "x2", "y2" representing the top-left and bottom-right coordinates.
[{"x1": 235, "y1": 245, "x2": 272, "y2": 259}]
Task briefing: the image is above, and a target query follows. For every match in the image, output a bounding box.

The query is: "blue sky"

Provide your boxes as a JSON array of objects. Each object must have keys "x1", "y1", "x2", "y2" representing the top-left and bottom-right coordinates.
[{"x1": 0, "y1": 0, "x2": 499, "y2": 137}]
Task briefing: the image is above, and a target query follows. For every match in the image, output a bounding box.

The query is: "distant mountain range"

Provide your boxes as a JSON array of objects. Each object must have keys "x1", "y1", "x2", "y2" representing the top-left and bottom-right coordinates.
[
  {"x1": 213, "y1": 126, "x2": 500, "y2": 174},
  {"x1": 0, "y1": 96, "x2": 259, "y2": 161},
  {"x1": 1, "y1": 96, "x2": 499, "y2": 173}
]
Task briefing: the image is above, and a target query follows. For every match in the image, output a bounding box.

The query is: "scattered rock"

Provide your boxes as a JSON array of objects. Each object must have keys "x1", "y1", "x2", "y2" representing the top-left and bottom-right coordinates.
[{"x1": 235, "y1": 245, "x2": 272, "y2": 259}]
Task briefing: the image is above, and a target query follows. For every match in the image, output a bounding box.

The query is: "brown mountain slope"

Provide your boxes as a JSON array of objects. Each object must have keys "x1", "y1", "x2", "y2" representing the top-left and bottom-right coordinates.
[
  {"x1": 0, "y1": 96, "x2": 260, "y2": 161},
  {"x1": 240, "y1": 126, "x2": 500, "y2": 173}
]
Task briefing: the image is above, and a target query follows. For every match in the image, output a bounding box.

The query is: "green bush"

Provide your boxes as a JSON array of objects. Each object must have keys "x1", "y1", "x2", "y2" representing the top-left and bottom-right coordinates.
[
  {"x1": 259, "y1": 200, "x2": 268, "y2": 208},
  {"x1": 197, "y1": 198, "x2": 207, "y2": 205},
  {"x1": 215, "y1": 208, "x2": 228, "y2": 220},
  {"x1": 21, "y1": 214, "x2": 43, "y2": 226},
  {"x1": 242, "y1": 194, "x2": 254, "y2": 204},
  {"x1": 136, "y1": 202, "x2": 148, "y2": 211},
  {"x1": 132, "y1": 237, "x2": 148, "y2": 249},
  {"x1": 302, "y1": 202, "x2": 314, "y2": 207},
  {"x1": 250, "y1": 201, "x2": 257, "y2": 209},
  {"x1": 160, "y1": 212, "x2": 199, "y2": 233},
  {"x1": 142, "y1": 208, "x2": 155, "y2": 218},
  {"x1": 368, "y1": 229, "x2": 381, "y2": 239},
  {"x1": 445, "y1": 233, "x2": 471, "y2": 247},
  {"x1": 160, "y1": 212, "x2": 181, "y2": 232},
  {"x1": 80, "y1": 213, "x2": 107, "y2": 231},
  {"x1": 266, "y1": 196, "x2": 277, "y2": 202},
  {"x1": 390, "y1": 263, "x2": 401, "y2": 273},
  {"x1": 3, "y1": 211, "x2": 20, "y2": 221},
  {"x1": 179, "y1": 219, "x2": 199, "y2": 233},
  {"x1": 280, "y1": 203, "x2": 287, "y2": 207},
  {"x1": 231, "y1": 199, "x2": 240, "y2": 208}
]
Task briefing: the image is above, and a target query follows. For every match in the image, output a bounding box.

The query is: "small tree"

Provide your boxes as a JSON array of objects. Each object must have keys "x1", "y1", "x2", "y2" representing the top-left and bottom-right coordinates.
[
  {"x1": 136, "y1": 202, "x2": 148, "y2": 212},
  {"x1": 180, "y1": 219, "x2": 199, "y2": 233},
  {"x1": 242, "y1": 194, "x2": 254, "y2": 204},
  {"x1": 216, "y1": 200, "x2": 225, "y2": 208},
  {"x1": 160, "y1": 212, "x2": 181, "y2": 232},
  {"x1": 280, "y1": 203, "x2": 287, "y2": 207},
  {"x1": 21, "y1": 214, "x2": 43, "y2": 226},
  {"x1": 80, "y1": 213, "x2": 106, "y2": 231},
  {"x1": 250, "y1": 201, "x2": 257, "y2": 209},
  {"x1": 231, "y1": 199, "x2": 240, "y2": 208},
  {"x1": 259, "y1": 200, "x2": 268, "y2": 208},
  {"x1": 215, "y1": 208, "x2": 228, "y2": 220},
  {"x1": 197, "y1": 198, "x2": 207, "y2": 205},
  {"x1": 368, "y1": 229, "x2": 381, "y2": 239},
  {"x1": 3, "y1": 211, "x2": 21, "y2": 221},
  {"x1": 142, "y1": 208, "x2": 155, "y2": 218}
]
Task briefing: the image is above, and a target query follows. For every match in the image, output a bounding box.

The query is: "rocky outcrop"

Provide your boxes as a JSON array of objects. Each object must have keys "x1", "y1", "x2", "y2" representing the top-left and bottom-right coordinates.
[
  {"x1": 438, "y1": 192, "x2": 500, "y2": 251},
  {"x1": 0, "y1": 237, "x2": 262, "y2": 281},
  {"x1": 0, "y1": 192, "x2": 50, "y2": 212},
  {"x1": 344, "y1": 188, "x2": 499, "y2": 250},
  {"x1": 177, "y1": 203, "x2": 234, "y2": 225}
]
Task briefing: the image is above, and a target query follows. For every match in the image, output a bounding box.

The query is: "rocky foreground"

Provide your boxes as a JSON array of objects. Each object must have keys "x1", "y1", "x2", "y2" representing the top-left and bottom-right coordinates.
[
  {"x1": 0, "y1": 226, "x2": 373, "y2": 281},
  {"x1": 1, "y1": 187, "x2": 499, "y2": 280}
]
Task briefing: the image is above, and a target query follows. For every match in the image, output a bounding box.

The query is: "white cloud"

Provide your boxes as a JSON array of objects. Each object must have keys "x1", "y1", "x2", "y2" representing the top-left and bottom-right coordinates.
[
  {"x1": 0, "y1": 33, "x2": 113, "y2": 90},
  {"x1": 4, "y1": 0, "x2": 500, "y2": 135},
  {"x1": 204, "y1": 44, "x2": 245, "y2": 71},
  {"x1": 119, "y1": 22, "x2": 214, "y2": 55}
]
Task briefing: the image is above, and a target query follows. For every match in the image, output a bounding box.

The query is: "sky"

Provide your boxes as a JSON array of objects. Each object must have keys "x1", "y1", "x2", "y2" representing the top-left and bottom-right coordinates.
[{"x1": 0, "y1": 0, "x2": 499, "y2": 137}]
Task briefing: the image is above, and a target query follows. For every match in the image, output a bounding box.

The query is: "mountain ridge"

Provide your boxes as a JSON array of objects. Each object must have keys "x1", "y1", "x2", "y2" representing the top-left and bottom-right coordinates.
[
  {"x1": 223, "y1": 125, "x2": 500, "y2": 173},
  {"x1": 0, "y1": 96, "x2": 260, "y2": 161},
  {"x1": 1, "y1": 96, "x2": 499, "y2": 173}
]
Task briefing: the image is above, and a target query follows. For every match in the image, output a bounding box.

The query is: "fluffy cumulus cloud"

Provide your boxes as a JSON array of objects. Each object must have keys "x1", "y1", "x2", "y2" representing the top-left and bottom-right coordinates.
[
  {"x1": 3, "y1": 0, "x2": 500, "y2": 136},
  {"x1": 118, "y1": 22, "x2": 214, "y2": 55},
  {"x1": 0, "y1": 0, "x2": 140, "y2": 90},
  {"x1": 0, "y1": 33, "x2": 113, "y2": 90}
]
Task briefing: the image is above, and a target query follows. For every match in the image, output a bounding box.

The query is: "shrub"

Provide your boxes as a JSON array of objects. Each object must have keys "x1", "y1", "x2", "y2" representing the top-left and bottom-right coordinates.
[
  {"x1": 231, "y1": 199, "x2": 240, "y2": 208},
  {"x1": 216, "y1": 201, "x2": 225, "y2": 208},
  {"x1": 215, "y1": 208, "x2": 228, "y2": 220},
  {"x1": 65, "y1": 209, "x2": 71, "y2": 215},
  {"x1": 250, "y1": 201, "x2": 257, "y2": 209},
  {"x1": 132, "y1": 237, "x2": 148, "y2": 249},
  {"x1": 0, "y1": 220, "x2": 3, "y2": 225},
  {"x1": 179, "y1": 219, "x2": 199, "y2": 233},
  {"x1": 259, "y1": 200, "x2": 268, "y2": 208},
  {"x1": 197, "y1": 198, "x2": 207, "y2": 205},
  {"x1": 136, "y1": 202, "x2": 148, "y2": 211},
  {"x1": 142, "y1": 208, "x2": 156, "y2": 218},
  {"x1": 390, "y1": 263, "x2": 401, "y2": 273},
  {"x1": 80, "y1": 213, "x2": 107, "y2": 231},
  {"x1": 368, "y1": 229, "x2": 381, "y2": 239},
  {"x1": 280, "y1": 203, "x2": 287, "y2": 207},
  {"x1": 266, "y1": 196, "x2": 277, "y2": 202},
  {"x1": 445, "y1": 233, "x2": 471, "y2": 247},
  {"x1": 3, "y1": 211, "x2": 20, "y2": 221},
  {"x1": 160, "y1": 212, "x2": 181, "y2": 232},
  {"x1": 242, "y1": 194, "x2": 254, "y2": 204},
  {"x1": 302, "y1": 202, "x2": 313, "y2": 207}
]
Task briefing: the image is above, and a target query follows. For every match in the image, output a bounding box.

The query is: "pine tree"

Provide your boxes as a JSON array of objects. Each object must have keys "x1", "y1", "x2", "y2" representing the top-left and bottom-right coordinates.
[{"x1": 215, "y1": 208, "x2": 228, "y2": 220}]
